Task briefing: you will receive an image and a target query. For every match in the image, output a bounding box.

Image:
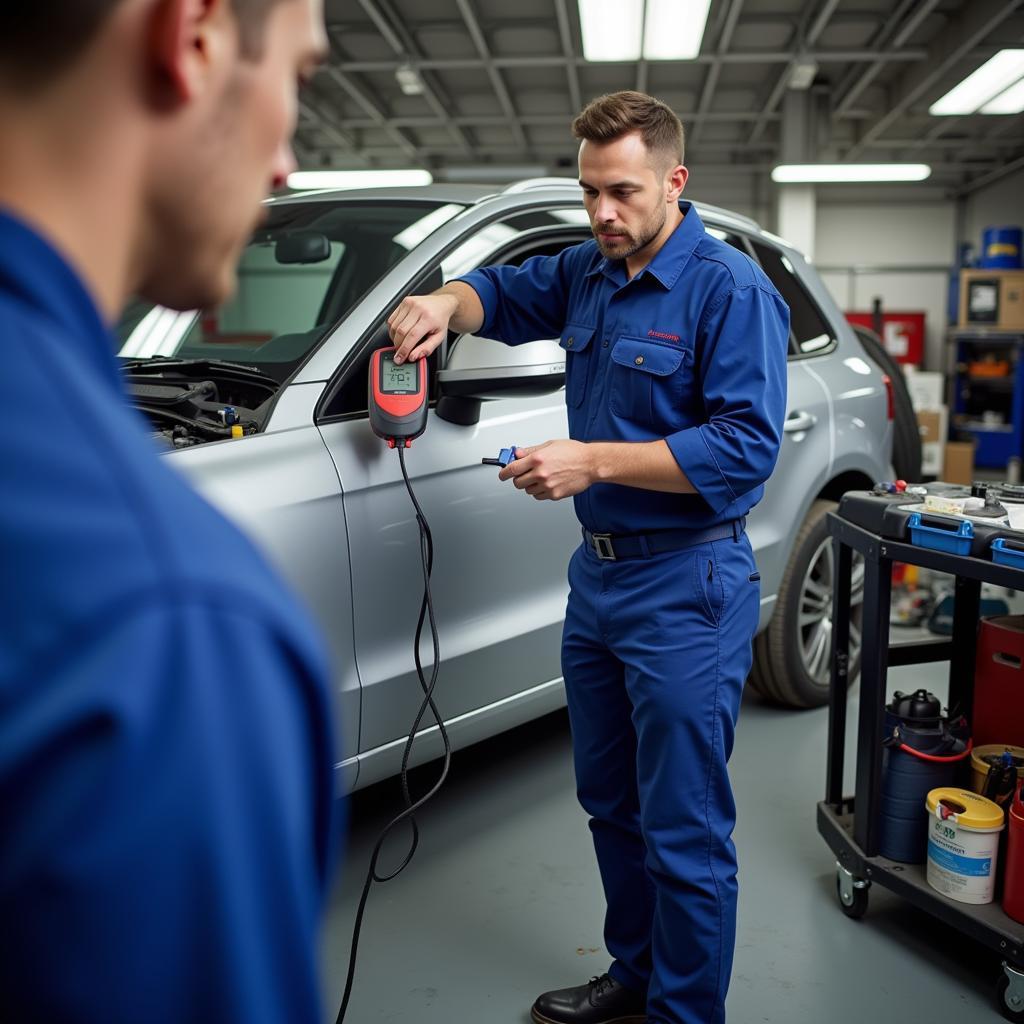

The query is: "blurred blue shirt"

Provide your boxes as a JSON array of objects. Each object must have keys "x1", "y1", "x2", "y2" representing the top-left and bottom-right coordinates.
[
  {"x1": 458, "y1": 201, "x2": 790, "y2": 532},
  {"x1": 0, "y1": 210, "x2": 337, "y2": 1023}
]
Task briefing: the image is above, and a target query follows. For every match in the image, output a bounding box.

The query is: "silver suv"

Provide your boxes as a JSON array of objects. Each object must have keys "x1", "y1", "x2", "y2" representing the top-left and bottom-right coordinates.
[{"x1": 116, "y1": 181, "x2": 892, "y2": 792}]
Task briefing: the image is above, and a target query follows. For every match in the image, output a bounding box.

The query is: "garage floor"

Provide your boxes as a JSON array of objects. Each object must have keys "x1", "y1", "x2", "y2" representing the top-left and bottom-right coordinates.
[{"x1": 322, "y1": 652, "x2": 1002, "y2": 1023}]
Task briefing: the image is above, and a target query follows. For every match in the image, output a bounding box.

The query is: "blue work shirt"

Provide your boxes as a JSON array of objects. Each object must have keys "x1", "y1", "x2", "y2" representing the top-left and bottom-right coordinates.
[
  {"x1": 458, "y1": 201, "x2": 790, "y2": 533},
  {"x1": 0, "y1": 210, "x2": 337, "y2": 1023}
]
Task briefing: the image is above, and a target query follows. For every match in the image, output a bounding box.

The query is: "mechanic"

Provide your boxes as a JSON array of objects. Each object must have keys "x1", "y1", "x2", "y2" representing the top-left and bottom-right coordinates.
[
  {"x1": 0, "y1": 3, "x2": 339, "y2": 1022},
  {"x1": 388, "y1": 91, "x2": 789, "y2": 1024}
]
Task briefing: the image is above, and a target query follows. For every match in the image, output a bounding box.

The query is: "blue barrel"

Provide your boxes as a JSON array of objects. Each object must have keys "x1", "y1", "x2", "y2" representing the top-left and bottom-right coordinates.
[
  {"x1": 878, "y1": 690, "x2": 971, "y2": 863},
  {"x1": 980, "y1": 226, "x2": 1023, "y2": 269}
]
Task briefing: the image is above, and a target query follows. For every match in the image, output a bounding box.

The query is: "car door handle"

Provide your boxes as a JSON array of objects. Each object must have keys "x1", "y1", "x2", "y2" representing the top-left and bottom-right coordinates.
[{"x1": 783, "y1": 410, "x2": 818, "y2": 433}]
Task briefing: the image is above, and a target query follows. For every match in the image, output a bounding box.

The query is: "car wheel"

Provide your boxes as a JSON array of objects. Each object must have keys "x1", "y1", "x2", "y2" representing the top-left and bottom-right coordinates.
[
  {"x1": 749, "y1": 499, "x2": 864, "y2": 708},
  {"x1": 850, "y1": 324, "x2": 922, "y2": 482}
]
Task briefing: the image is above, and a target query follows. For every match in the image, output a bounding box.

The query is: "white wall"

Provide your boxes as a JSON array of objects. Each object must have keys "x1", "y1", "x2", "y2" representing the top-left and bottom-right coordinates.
[{"x1": 813, "y1": 201, "x2": 956, "y2": 370}]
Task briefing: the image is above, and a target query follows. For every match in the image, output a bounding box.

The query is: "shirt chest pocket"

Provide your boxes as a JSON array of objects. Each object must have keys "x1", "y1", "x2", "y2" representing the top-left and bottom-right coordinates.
[
  {"x1": 609, "y1": 335, "x2": 692, "y2": 427},
  {"x1": 559, "y1": 324, "x2": 596, "y2": 408}
]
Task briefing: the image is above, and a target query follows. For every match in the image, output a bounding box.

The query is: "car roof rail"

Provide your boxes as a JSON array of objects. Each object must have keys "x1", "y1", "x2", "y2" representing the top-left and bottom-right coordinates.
[{"x1": 503, "y1": 177, "x2": 580, "y2": 193}]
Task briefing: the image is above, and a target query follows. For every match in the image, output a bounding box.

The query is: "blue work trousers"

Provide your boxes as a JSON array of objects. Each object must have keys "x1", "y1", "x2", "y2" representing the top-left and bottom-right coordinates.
[{"x1": 561, "y1": 530, "x2": 759, "y2": 1024}]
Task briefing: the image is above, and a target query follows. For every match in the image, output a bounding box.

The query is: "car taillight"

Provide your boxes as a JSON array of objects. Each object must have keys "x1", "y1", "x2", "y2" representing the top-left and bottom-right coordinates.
[{"x1": 882, "y1": 374, "x2": 895, "y2": 421}]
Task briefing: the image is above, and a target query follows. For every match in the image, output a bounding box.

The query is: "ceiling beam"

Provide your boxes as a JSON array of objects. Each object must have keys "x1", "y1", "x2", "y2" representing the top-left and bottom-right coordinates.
[
  {"x1": 325, "y1": 111, "x2": 783, "y2": 129},
  {"x1": 351, "y1": 0, "x2": 474, "y2": 158},
  {"x1": 335, "y1": 49, "x2": 927, "y2": 73},
  {"x1": 689, "y1": 0, "x2": 746, "y2": 149},
  {"x1": 832, "y1": 0, "x2": 940, "y2": 117},
  {"x1": 844, "y1": 0, "x2": 1024, "y2": 160},
  {"x1": 552, "y1": 0, "x2": 582, "y2": 113},
  {"x1": 747, "y1": 0, "x2": 840, "y2": 145},
  {"x1": 454, "y1": 0, "x2": 529, "y2": 151},
  {"x1": 320, "y1": 66, "x2": 423, "y2": 163},
  {"x1": 952, "y1": 150, "x2": 1024, "y2": 196}
]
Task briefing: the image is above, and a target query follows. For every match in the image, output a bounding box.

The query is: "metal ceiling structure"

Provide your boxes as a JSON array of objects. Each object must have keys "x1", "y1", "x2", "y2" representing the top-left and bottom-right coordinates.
[{"x1": 297, "y1": 0, "x2": 1024, "y2": 198}]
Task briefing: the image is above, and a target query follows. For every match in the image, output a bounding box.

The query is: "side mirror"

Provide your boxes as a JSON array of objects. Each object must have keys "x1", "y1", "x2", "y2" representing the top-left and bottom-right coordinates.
[
  {"x1": 436, "y1": 335, "x2": 564, "y2": 400},
  {"x1": 275, "y1": 231, "x2": 332, "y2": 265}
]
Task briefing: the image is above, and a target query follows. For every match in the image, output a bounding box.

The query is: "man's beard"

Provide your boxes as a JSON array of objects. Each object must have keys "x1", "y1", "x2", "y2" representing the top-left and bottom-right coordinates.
[{"x1": 593, "y1": 206, "x2": 666, "y2": 260}]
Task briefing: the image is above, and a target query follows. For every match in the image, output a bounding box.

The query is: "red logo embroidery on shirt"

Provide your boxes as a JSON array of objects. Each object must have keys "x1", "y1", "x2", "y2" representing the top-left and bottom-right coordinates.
[{"x1": 648, "y1": 329, "x2": 681, "y2": 342}]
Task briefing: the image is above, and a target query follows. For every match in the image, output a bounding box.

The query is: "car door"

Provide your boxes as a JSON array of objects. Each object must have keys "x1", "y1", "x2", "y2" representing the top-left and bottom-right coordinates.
[
  {"x1": 315, "y1": 209, "x2": 589, "y2": 787},
  {"x1": 744, "y1": 238, "x2": 836, "y2": 627}
]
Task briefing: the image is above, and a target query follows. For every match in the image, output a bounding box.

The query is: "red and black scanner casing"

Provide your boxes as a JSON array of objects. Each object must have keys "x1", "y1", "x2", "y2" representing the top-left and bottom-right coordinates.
[{"x1": 368, "y1": 346, "x2": 428, "y2": 447}]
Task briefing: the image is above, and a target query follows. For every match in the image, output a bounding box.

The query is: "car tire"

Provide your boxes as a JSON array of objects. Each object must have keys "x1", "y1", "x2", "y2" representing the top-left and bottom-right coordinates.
[
  {"x1": 850, "y1": 325, "x2": 922, "y2": 482},
  {"x1": 748, "y1": 499, "x2": 864, "y2": 709}
]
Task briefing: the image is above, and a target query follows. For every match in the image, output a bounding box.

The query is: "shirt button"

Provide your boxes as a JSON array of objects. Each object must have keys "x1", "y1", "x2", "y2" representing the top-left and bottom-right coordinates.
[
  {"x1": 635, "y1": 356, "x2": 644, "y2": 365},
  {"x1": 567, "y1": 337, "x2": 574, "y2": 347},
  {"x1": 602, "y1": 339, "x2": 609, "y2": 348}
]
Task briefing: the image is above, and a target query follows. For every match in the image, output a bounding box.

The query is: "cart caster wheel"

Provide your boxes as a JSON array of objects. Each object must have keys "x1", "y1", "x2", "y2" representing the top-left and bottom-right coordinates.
[
  {"x1": 997, "y1": 963, "x2": 1024, "y2": 1022},
  {"x1": 835, "y1": 863, "x2": 869, "y2": 920}
]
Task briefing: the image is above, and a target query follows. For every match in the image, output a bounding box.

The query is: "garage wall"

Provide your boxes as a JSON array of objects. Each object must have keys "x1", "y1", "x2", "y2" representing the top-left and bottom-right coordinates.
[
  {"x1": 813, "y1": 200, "x2": 956, "y2": 371},
  {"x1": 962, "y1": 168, "x2": 1024, "y2": 261}
]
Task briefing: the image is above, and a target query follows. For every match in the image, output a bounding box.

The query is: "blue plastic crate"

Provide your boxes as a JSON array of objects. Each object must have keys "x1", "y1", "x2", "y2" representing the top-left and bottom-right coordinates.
[
  {"x1": 992, "y1": 537, "x2": 1024, "y2": 569},
  {"x1": 907, "y1": 512, "x2": 973, "y2": 556}
]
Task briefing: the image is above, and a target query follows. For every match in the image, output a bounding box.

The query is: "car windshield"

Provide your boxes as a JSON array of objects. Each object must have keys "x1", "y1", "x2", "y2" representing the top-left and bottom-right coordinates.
[{"x1": 115, "y1": 199, "x2": 464, "y2": 381}]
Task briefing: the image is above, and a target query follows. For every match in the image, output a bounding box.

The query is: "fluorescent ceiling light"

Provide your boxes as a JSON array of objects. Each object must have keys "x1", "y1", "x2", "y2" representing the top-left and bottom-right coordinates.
[
  {"x1": 579, "y1": 0, "x2": 643, "y2": 61},
  {"x1": 395, "y1": 64, "x2": 424, "y2": 96},
  {"x1": 929, "y1": 49, "x2": 1024, "y2": 115},
  {"x1": 578, "y1": 0, "x2": 710, "y2": 61},
  {"x1": 788, "y1": 59, "x2": 819, "y2": 91},
  {"x1": 981, "y1": 76, "x2": 1024, "y2": 114},
  {"x1": 287, "y1": 170, "x2": 433, "y2": 190},
  {"x1": 771, "y1": 164, "x2": 931, "y2": 183},
  {"x1": 642, "y1": 0, "x2": 711, "y2": 61}
]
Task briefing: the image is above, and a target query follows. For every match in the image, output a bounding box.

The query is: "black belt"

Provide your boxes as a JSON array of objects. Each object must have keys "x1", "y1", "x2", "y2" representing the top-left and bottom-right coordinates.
[{"x1": 582, "y1": 518, "x2": 746, "y2": 561}]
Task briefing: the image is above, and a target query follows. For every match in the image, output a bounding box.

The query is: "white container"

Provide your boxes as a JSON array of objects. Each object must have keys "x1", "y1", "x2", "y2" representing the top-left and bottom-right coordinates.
[{"x1": 925, "y1": 788, "x2": 1005, "y2": 905}]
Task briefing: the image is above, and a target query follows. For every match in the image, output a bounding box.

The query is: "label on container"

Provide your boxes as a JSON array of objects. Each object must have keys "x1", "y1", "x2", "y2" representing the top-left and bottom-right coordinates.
[{"x1": 926, "y1": 819, "x2": 999, "y2": 904}]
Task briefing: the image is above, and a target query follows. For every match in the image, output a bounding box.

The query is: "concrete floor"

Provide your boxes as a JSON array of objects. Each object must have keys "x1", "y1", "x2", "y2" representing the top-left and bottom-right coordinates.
[{"x1": 322, "y1": 651, "x2": 1005, "y2": 1023}]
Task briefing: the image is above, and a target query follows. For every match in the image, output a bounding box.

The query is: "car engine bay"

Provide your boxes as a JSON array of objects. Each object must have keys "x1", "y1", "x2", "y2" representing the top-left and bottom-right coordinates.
[{"x1": 121, "y1": 358, "x2": 279, "y2": 450}]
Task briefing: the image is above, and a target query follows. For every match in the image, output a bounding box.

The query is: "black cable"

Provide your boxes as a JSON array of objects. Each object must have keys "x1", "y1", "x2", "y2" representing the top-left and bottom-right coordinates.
[{"x1": 335, "y1": 442, "x2": 452, "y2": 1024}]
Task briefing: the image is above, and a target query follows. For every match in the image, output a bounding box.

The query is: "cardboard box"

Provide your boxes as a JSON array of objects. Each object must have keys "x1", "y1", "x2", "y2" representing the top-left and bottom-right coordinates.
[
  {"x1": 903, "y1": 368, "x2": 945, "y2": 411},
  {"x1": 943, "y1": 441, "x2": 975, "y2": 484},
  {"x1": 917, "y1": 409, "x2": 942, "y2": 443},
  {"x1": 959, "y1": 269, "x2": 1024, "y2": 330},
  {"x1": 918, "y1": 406, "x2": 948, "y2": 478}
]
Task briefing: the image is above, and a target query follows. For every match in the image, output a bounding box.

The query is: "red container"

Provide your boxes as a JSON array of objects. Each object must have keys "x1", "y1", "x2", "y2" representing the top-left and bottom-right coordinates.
[
  {"x1": 1005, "y1": 797, "x2": 1024, "y2": 924},
  {"x1": 974, "y1": 616, "x2": 1024, "y2": 748},
  {"x1": 845, "y1": 311, "x2": 926, "y2": 366}
]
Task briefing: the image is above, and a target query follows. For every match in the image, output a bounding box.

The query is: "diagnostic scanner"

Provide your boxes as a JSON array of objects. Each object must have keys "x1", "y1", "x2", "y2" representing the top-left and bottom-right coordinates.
[{"x1": 368, "y1": 346, "x2": 428, "y2": 448}]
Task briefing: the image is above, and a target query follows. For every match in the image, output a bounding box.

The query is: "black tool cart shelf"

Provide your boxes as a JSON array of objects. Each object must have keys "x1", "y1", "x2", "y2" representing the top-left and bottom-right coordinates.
[{"x1": 818, "y1": 509, "x2": 1024, "y2": 1021}]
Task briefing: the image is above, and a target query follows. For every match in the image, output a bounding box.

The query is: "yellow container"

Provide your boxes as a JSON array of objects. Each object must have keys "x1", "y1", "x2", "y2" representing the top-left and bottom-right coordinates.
[
  {"x1": 969, "y1": 744, "x2": 1024, "y2": 795},
  {"x1": 925, "y1": 788, "x2": 1004, "y2": 904}
]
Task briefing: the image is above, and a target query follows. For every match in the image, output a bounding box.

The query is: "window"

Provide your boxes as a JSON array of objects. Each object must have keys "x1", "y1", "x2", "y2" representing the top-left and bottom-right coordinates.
[
  {"x1": 115, "y1": 200, "x2": 464, "y2": 383},
  {"x1": 704, "y1": 225, "x2": 753, "y2": 258},
  {"x1": 320, "y1": 210, "x2": 588, "y2": 420},
  {"x1": 751, "y1": 241, "x2": 836, "y2": 357}
]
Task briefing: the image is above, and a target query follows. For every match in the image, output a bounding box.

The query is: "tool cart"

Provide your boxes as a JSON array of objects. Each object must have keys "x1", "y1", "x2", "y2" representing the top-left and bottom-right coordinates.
[{"x1": 818, "y1": 501, "x2": 1024, "y2": 1020}]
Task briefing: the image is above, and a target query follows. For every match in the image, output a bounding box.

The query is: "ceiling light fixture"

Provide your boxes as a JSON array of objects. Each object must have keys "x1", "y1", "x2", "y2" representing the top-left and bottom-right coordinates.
[
  {"x1": 771, "y1": 164, "x2": 932, "y2": 183},
  {"x1": 578, "y1": 0, "x2": 710, "y2": 62},
  {"x1": 395, "y1": 64, "x2": 424, "y2": 96},
  {"x1": 981, "y1": 76, "x2": 1024, "y2": 114},
  {"x1": 579, "y1": 0, "x2": 643, "y2": 62},
  {"x1": 788, "y1": 58, "x2": 819, "y2": 91},
  {"x1": 287, "y1": 170, "x2": 434, "y2": 190},
  {"x1": 642, "y1": 0, "x2": 712, "y2": 61},
  {"x1": 929, "y1": 49, "x2": 1024, "y2": 115}
]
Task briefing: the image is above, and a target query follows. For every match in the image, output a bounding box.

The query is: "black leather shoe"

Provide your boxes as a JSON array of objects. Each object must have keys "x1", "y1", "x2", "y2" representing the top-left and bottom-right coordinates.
[{"x1": 530, "y1": 973, "x2": 646, "y2": 1024}]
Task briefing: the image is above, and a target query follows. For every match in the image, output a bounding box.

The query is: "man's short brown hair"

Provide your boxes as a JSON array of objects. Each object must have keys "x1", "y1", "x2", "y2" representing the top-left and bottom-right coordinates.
[
  {"x1": 0, "y1": 1, "x2": 287, "y2": 93},
  {"x1": 572, "y1": 91, "x2": 685, "y2": 170}
]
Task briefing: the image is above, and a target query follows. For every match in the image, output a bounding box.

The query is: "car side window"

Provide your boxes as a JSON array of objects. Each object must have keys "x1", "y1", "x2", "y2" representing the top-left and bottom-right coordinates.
[
  {"x1": 321, "y1": 213, "x2": 588, "y2": 420},
  {"x1": 750, "y1": 241, "x2": 836, "y2": 357}
]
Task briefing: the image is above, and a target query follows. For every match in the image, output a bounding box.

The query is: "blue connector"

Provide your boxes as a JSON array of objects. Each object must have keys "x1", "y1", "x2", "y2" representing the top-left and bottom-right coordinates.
[{"x1": 481, "y1": 445, "x2": 519, "y2": 468}]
